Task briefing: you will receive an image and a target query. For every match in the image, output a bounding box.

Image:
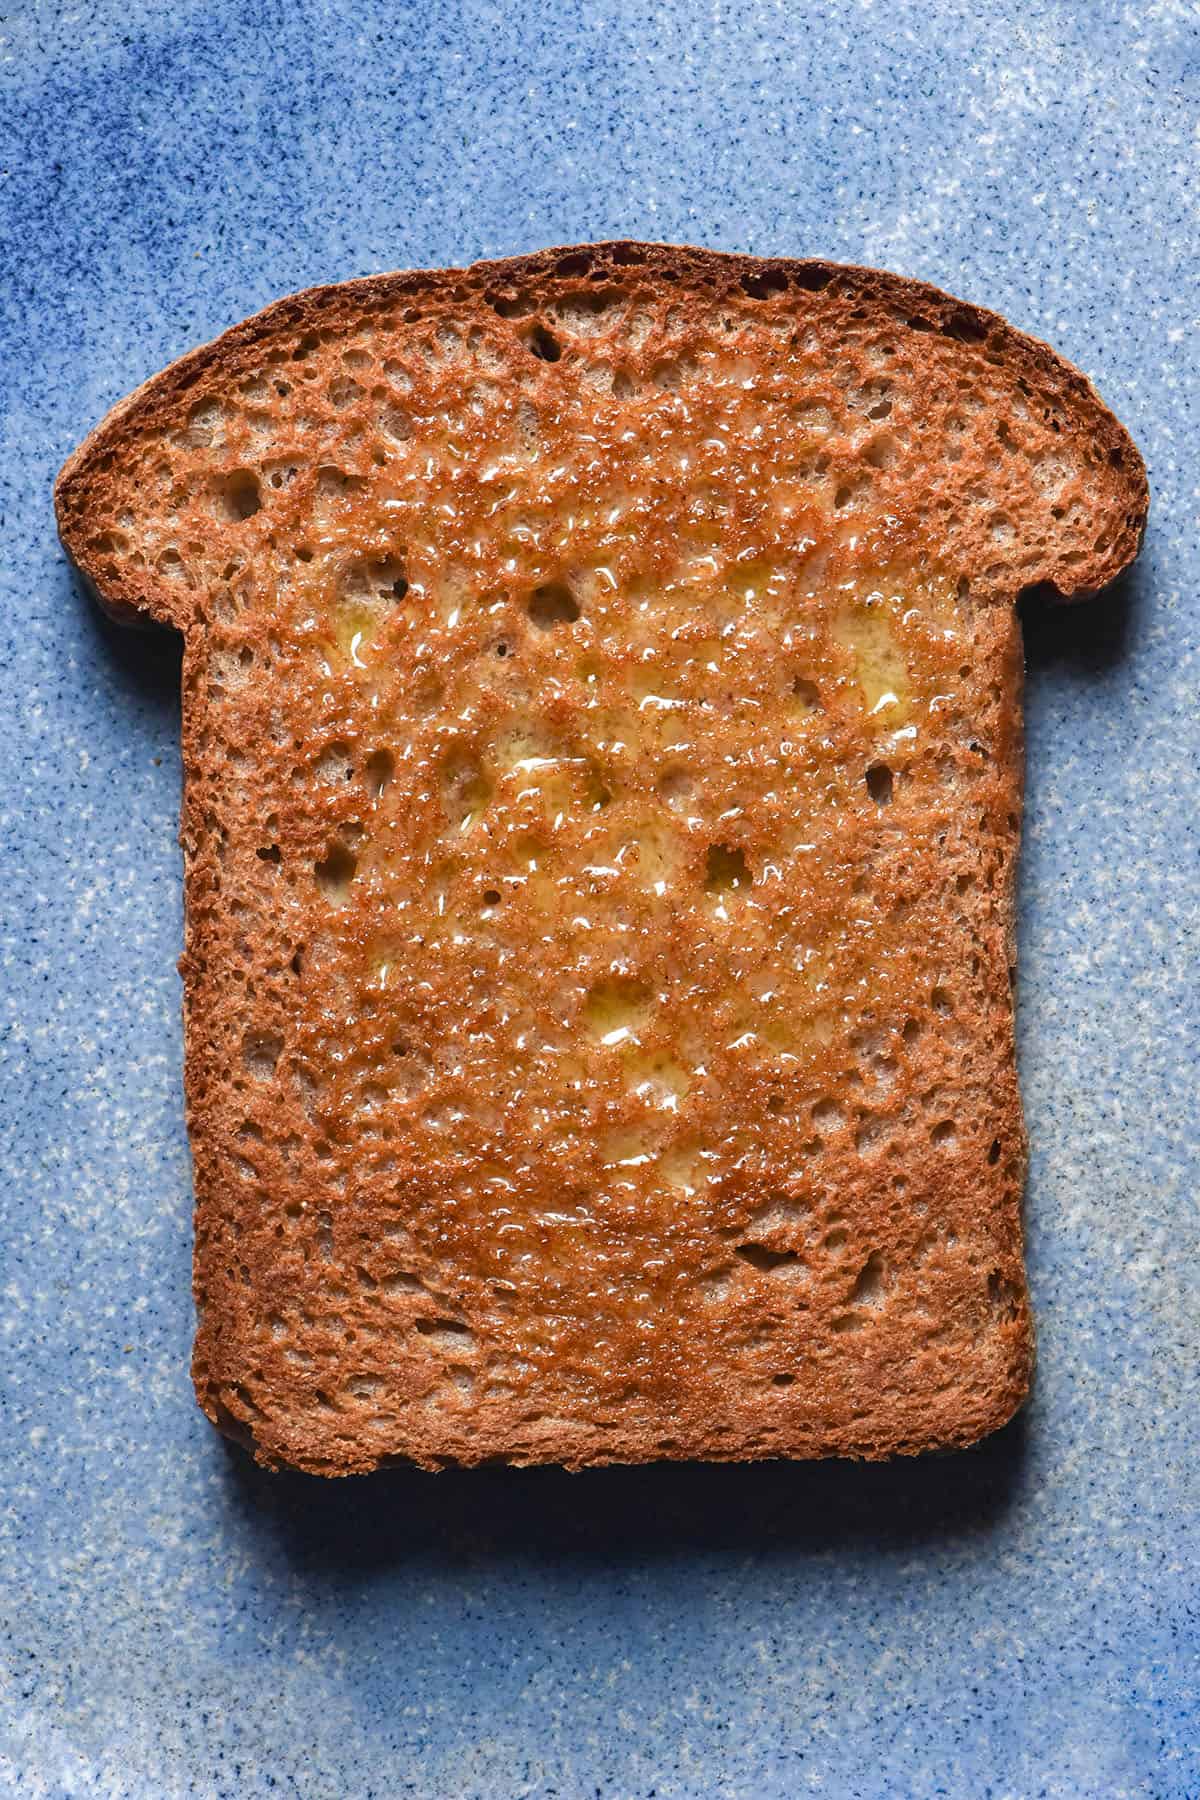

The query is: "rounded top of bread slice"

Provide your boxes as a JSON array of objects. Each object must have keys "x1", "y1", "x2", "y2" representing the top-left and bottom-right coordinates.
[{"x1": 57, "y1": 241, "x2": 1145, "y2": 633}]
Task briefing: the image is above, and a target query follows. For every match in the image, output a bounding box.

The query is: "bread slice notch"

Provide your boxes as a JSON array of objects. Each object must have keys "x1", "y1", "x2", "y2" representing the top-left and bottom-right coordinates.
[{"x1": 56, "y1": 243, "x2": 1146, "y2": 1474}]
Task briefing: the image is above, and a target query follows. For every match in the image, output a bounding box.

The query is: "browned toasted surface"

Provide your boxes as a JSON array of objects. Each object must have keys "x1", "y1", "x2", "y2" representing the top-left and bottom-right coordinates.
[{"x1": 55, "y1": 243, "x2": 1147, "y2": 1474}]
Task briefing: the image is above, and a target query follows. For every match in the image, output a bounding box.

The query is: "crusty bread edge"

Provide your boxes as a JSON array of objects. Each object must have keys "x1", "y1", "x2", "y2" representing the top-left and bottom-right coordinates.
[{"x1": 55, "y1": 241, "x2": 1148, "y2": 632}]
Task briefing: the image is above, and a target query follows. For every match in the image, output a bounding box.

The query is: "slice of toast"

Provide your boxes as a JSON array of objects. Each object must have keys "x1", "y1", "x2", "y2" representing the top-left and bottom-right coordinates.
[{"x1": 56, "y1": 243, "x2": 1146, "y2": 1475}]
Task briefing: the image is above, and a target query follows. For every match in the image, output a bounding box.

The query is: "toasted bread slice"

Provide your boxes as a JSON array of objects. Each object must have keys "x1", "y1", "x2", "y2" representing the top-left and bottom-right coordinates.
[{"x1": 56, "y1": 243, "x2": 1146, "y2": 1474}]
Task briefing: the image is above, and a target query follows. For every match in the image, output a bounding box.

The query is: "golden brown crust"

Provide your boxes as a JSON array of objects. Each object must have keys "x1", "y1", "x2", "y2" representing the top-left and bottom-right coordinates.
[
  {"x1": 55, "y1": 243, "x2": 1145, "y2": 1475},
  {"x1": 55, "y1": 241, "x2": 1147, "y2": 626}
]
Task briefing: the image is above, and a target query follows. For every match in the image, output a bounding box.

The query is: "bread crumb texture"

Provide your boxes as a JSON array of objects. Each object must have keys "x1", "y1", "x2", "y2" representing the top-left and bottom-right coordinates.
[{"x1": 56, "y1": 244, "x2": 1146, "y2": 1473}]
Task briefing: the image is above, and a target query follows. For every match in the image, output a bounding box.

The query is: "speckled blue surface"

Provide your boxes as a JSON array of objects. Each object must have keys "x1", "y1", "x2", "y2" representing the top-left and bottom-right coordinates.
[{"x1": 2, "y1": 2, "x2": 1197, "y2": 1795}]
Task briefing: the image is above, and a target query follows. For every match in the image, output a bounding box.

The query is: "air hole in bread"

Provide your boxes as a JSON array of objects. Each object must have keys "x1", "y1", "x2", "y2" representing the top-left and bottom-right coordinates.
[
  {"x1": 256, "y1": 844, "x2": 281, "y2": 864},
  {"x1": 864, "y1": 434, "x2": 898, "y2": 470},
  {"x1": 344, "y1": 555, "x2": 407, "y2": 603},
  {"x1": 988, "y1": 1138, "x2": 1002, "y2": 1165},
  {"x1": 242, "y1": 1030, "x2": 283, "y2": 1079},
  {"x1": 704, "y1": 843, "x2": 750, "y2": 893},
  {"x1": 526, "y1": 323, "x2": 562, "y2": 363},
  {"x1": 364, "y1": 748, "x2": 395, "y2": 797},
  {"x1": 184, "y1": 399, "x2": 223, "y2": 446},
  {"x1": 791, "y1": 266, "x2": 831, "y2": 291},
  {"x1": 736, "y1": 1242, "x2": 803, "y2": 1273},
  {"x1": 740, "y1": 268, "x2": 789, "y2": 300},
  {"x1": 345, "y1": 1375, "x2": 381, "y2": 1401},
  {"x1": 380, "y1": 1270, "x2": 427, "y2": 1298},
  {"x1": 485, "y1": 290, "x2": 534, "y2": 319},
  {"x1": 215, "y1": 470, "x2": 261, "y2": 522},
  {"x1": 866, "y1": 762, "x2": 894, "y2": 804},
  {"x1": 415, "y1": 1318, "x2": 476, "y2": 1355},
  {"x1": 315, "y1": 843, "x2": 357, "y2": 899},
  {"x1": 930, "y1": 1118, "x2": 957, "y2": 1147},
  {"x1": 553, "y1": 288, "x2": 627, "y2": 332},
  {"x1": 380, "y1": 405, "x2": 412, "y2": 442},
  {"x1": 943, "y1": 310, "x2": 989, "y2": 344},
  {"x1": 527, "y1": 581, "x2": 580, "y2": 628},
  {"x1": 315, "y1": 741, "x2": 354, "y2": 783},
  {"x1": 791, "y1": 676, "x2": 820, "y2": 712},
  {"x1": 931, "y1": 986, "x2": 953, "y2": 1015},
  {"x1": 698, "y1": 1266, "x2": 736, "y2": 1304},
  {"x1": 772, "y1": 1372, "x2": 795, "y2": 1387},
  {"x1": 586, "y1": 768, "x2": 613, "y2": 810},
  {"x1": 849, "y1": 1250, "x2": 888, "y2": 1307},
  {"x1": 651, "y1": 358, "x2": 694, "y2": 392},
  {"x1": 811, "y1": 1096, "x2": 843, "y2": 1131},
  {"x1": 483, "y1": 888, "x2": 501, "y2": 907},
  {"x1": 316, "y1": 465, "x2": 365, "y2": 499}
]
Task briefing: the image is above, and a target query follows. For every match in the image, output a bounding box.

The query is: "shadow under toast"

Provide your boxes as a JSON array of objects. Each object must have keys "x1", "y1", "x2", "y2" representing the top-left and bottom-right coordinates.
[
  {"x1": 1019, "y1": 557, "x2": 1145, "y2": 675},
  {"x1": 218, "y1": 1410, "x2": 1030, "y2": 1572},
  {"x1": 72, "y1": 565, "x2": 184, "y2": 718}
]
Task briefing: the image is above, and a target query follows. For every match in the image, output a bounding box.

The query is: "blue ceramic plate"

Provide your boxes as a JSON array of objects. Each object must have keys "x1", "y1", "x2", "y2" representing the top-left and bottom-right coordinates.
[{"x1": 2, "y1": 3, "x2": 1196, "y2": 1794}]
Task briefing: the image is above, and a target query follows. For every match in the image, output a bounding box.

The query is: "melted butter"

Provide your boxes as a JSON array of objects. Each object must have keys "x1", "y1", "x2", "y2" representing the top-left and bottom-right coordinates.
[
  {"x1": 584, "y1": 977, "x2": 653, "y2": 1046},
  {"x1": 659, "y1": 1140, "x2": 712, "y2": 1195},
  {"x1": 600, "y1": 1127, "x2": 658, "y2": 1169},
  {"x1": 327, "y1": 600, "x2": 381, "y2": 671},
  {"x1": 265, "y1": 339, "x2": 988, "y2": 1402},
  {"x1": 622, "y1": 1050, "x2": 692, "y2": 1111},
  {"x1": 614, "y1": 821, "x2": 680, "y2": 891},
  {"x1": 833, "y1": 595, "x2": 910, "y2": 717}
]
